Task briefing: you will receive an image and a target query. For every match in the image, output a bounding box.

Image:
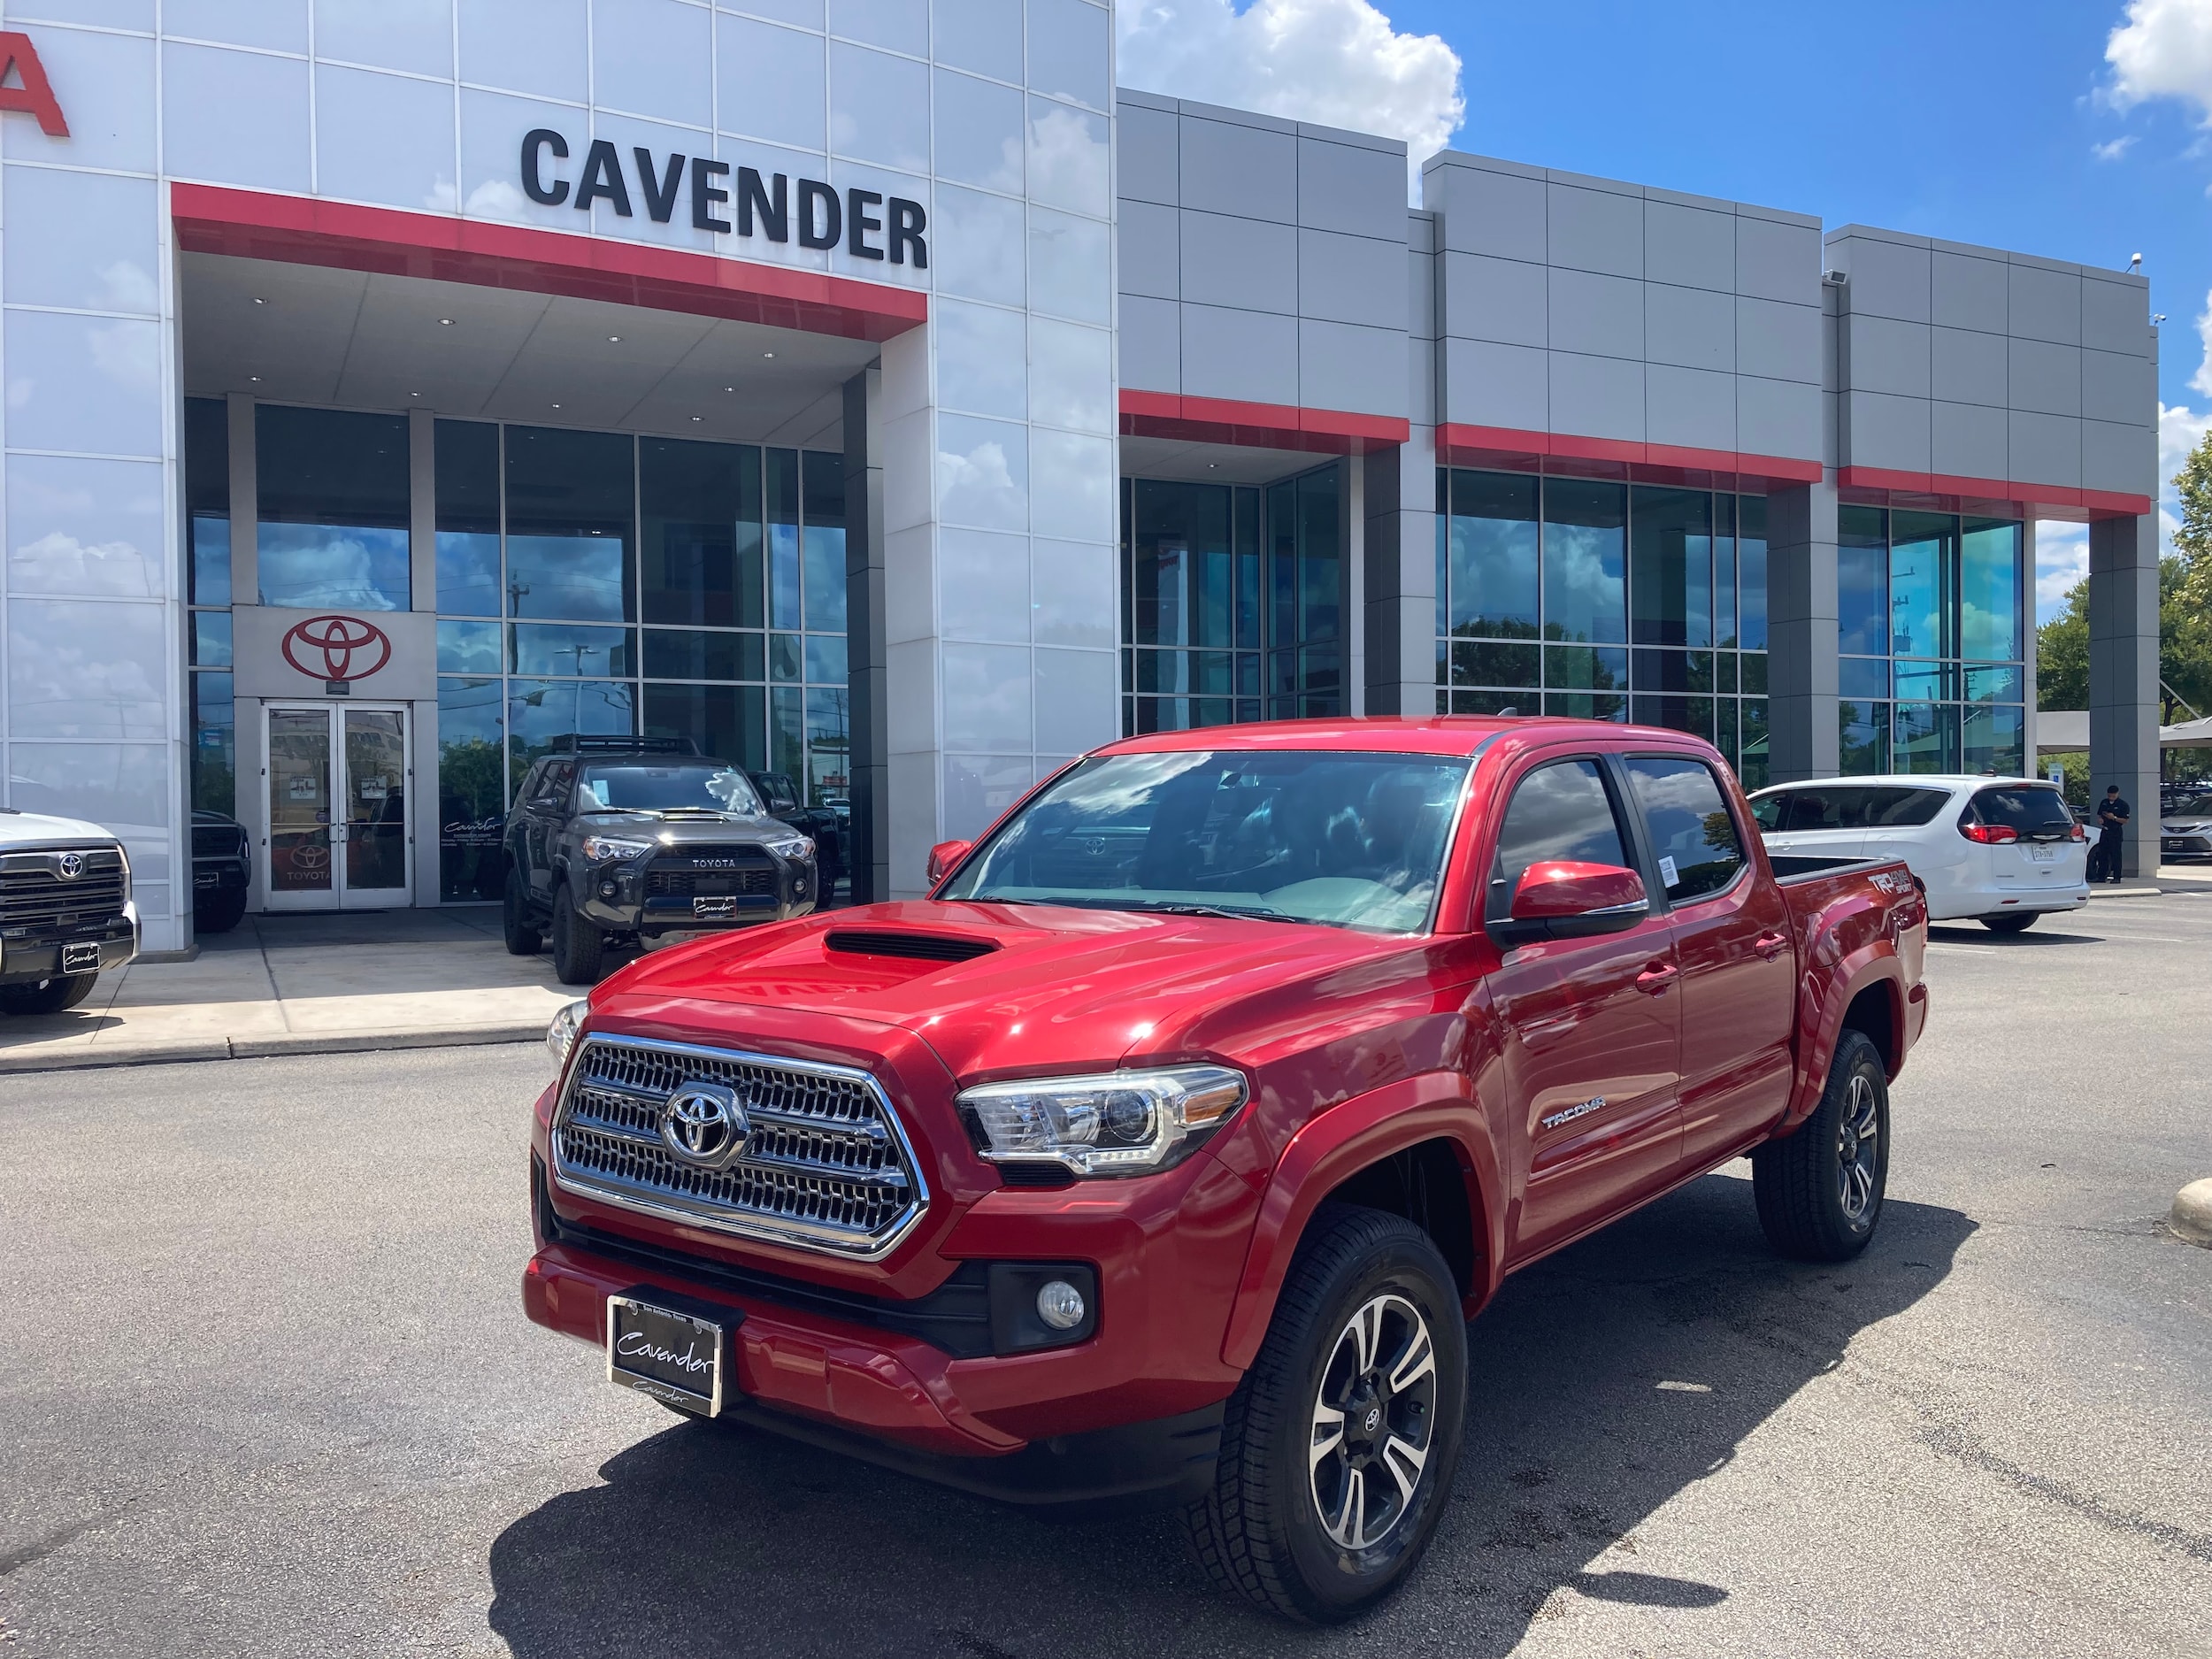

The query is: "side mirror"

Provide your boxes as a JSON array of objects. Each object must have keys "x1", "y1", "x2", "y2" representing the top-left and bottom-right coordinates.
[
  {"x1": 926, "y1": 839, "x2": 973, "y2": 886},
  {"x1": 1494, "y1": 860, "x2": 1649, "y2": 944}
]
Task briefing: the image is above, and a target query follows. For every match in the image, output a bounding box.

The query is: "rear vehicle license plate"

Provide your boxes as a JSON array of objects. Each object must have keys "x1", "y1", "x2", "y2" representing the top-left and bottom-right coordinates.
[
  {"x1": 693, "y1": 895, "x2": 737, "y2": 918},
  {"x1": 2028, "y1": 846, "x2": 2056, "y2": 863},
  {"x1": 606, "y1": 1295, "x2": 731, "y2": 1416},
  {"x1": 61, "y1": 941, "x2": 100, "y2": 972}
]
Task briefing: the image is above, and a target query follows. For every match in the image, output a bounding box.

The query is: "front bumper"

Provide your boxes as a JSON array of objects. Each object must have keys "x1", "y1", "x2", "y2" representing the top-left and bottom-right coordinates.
[
  {"x1": 0, "y1": 902, "x2": 137, "y2": 984},
  {"x1": 575, "y1": 854, "x2": 818, "y2": 938},
  {"x1": 193, "y1": 858, "x2": 248, "y2": 895}
]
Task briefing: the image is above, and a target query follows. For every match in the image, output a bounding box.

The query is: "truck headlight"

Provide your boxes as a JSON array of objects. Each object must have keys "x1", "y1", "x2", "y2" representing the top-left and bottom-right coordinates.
[
  {"x1": 765, "y1": 833, "x2": 813, "y2": 860},
  {"x1": 547, "y1": 998, "x2": 588, "y2": 1070},
  {"x1": 957, "y1": 1064, "x2": 1248, "y2": 1177},
  {"x1": 581, "y1": 834, "x2": 654, "y2": 861}
]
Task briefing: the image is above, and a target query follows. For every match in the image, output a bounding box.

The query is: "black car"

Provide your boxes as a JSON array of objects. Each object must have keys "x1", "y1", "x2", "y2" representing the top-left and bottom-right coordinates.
[
  {"x1": 747, "y1": 770, "x2": 845, "y2": 883},
  {"x1": 191, "y1": 810, "x2": 251, "y2": 934},
  {"x1": 503, "y1": 738, "x2": 818, "y2": 984}
]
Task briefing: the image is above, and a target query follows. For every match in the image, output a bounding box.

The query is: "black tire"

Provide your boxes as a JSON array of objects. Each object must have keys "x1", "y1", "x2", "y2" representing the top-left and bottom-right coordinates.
[
  {"x1": 503, "y1": 869, "x2": 542, "y2": 956},
  {"x1": 0, "y1": 972, "x2": 99, "y2": 1016},
  {"x1": 550, "y1": 882, "x2": 604, "y2": 985},
  {"x1": 194, "y1": 887, "x2": 247, "y2": 934},
  {"x1": 1752, "y1": 1029, "x2": 1889, "y2": 1262},
  {"x1": 1980, "y1": 913, "x2": 2036, "y2": 933},
  {"x1": 1183, "y1": 1204, "x2": 1466, "y2": 1624}
]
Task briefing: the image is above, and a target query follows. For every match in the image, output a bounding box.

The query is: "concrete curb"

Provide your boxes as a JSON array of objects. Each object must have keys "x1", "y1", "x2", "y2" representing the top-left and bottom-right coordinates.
[
  {"x1": 2171, "y1": 1179, "x2": 2212, "y2": 1249},
  {"x1": 0, "y1": 1022, "x2": 545, "y2": 1075}
]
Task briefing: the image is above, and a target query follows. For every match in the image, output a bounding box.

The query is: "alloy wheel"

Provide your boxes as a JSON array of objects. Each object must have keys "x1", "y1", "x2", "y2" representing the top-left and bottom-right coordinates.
[
  {"x1": 1308, "y1": 1293, "x2": 1438, "y2": 1551},
  {"x1": 1836, "y1": 1071, "x2": 1880, "y2": 1221}
]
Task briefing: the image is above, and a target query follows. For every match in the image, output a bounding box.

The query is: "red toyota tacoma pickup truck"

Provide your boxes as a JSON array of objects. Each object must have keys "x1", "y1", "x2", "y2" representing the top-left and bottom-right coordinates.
[{"x1": 523, "y1": 717, "x2": 1928, "y2": 1622}]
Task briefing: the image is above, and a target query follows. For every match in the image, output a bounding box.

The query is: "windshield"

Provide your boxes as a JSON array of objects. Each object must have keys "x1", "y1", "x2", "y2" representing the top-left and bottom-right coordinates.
[
  {"x1": 938, "y1": 749, "x2": 1470, "y2": 933},
  {"x1": 2168, "y1": 790, "x2": 2212, "y2": 818},
  {"x1": 575, "y1": 764, "x2": 762, "y2": 815}
]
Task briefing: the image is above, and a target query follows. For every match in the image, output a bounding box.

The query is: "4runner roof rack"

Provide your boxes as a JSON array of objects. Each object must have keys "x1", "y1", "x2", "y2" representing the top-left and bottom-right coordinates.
[{"x1": 546, "y1": 734, "x2": 701, "y2": 756}]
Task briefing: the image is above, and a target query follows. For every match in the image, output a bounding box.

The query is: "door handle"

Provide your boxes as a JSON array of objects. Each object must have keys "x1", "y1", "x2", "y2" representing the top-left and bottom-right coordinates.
[
  {"x1": 1634, "y1": 960, "x2": 1678, "y2": 994},
  {"x1": 1753, "y1": 931, "x2": 1789, "y2": 960}
]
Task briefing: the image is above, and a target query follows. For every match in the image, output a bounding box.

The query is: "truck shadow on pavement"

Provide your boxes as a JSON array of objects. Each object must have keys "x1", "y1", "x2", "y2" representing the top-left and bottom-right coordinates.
[{"x1": 486, "y1": 1173, "x2": 1973, "y2": 1658}]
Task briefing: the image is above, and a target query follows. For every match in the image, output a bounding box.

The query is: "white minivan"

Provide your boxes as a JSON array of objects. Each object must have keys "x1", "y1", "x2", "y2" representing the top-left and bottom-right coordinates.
[{"x1": 1747, "y1": 775, "x2": 2090, "y2": 933}]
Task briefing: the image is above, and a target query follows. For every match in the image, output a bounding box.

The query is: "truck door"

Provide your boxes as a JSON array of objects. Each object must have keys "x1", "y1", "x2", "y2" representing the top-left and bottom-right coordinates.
[
  {"x1": 1485, "y1": 756, "x2": 1684, "y2": 1263},
  {"x1": 1620, "y1": 755, "x2": 1795, "y2": 1168}
]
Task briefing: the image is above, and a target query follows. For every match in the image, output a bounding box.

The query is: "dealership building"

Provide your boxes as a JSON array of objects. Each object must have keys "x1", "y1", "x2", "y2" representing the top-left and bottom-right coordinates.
[{"x1": 0, "y1": 2, "x2": 2162, "y2": 953}]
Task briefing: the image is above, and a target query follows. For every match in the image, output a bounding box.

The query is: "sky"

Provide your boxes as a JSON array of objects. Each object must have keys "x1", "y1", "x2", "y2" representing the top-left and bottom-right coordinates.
[{"x1": 1115, "y1": 0, "x2": 2212, "y2": 625}]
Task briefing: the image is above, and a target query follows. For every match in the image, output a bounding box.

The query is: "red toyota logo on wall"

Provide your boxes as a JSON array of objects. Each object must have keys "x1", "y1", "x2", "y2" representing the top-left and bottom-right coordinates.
[{"x1": 283, "y1": 615, "x2": 392, "y2": 683}]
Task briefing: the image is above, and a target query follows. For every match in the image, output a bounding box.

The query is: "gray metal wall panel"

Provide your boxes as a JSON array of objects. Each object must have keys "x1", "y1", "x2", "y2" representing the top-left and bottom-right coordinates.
[
  {"x1": 2008, "y1": 409, "x2": 2081, "y2": 487},
  {"x1": 1548, "y1": 265, "x2": 1644, "y2": 359},
  {"x1": 1837, "y1": 236, "x2": 1931, "y2": 324},
  {"x1": 2007, "y1": 263, "x2": 2081, "y2": 346},
  {"x1": 1842, "y1": 388, "x2": 1932, "y2": 472},
  {"x1": 1548, "y1": 350, "x2": 1644, "y2": 441},
  {"x1": 1840, "y1": 314, "x2": 1931, "y2": 399},
  {"x1": 1931, "y1": 249, "x2": 2007, "y2": 333},
  {"x1": 2007, "y1": 336, "x2": 2081, "y2": 417},
  {"x1": 2082, "y1": 418, "x2": 2155, "y2": 497},
  {"x1": 1446, "y1": 337, "x2": 1547, "y2": 429},
  {"x1": 1736, "y1": 296, "x2": 1821, "y2": 385},
  {"x1": 1117, "y1": 199, "x2": 1179, "y2": 300},
  {"x1": 1296, "y1": 135, "x2": 1407, "y2": 242},
  {"x1": 2081, "y1": 273, "x2": 2150, "y2": 357},
  {"x1": 1735, "y1": 214, "x2": 1821, "y2": 305},
  {"x1": 2082, "y1": 348, "x2": 2153, "y2": 426},
  {"x1": 1117, "y1": 100, "x2": 1179, "y2": 206},
  {"x1": 1179, "y1": 302, "x2": 1297, "y2": 403},
  {"x1": 1931, "y1": 399, "x2": 2007, "y2": 480},
  {"x1": 1645, "y1": 281, "x2": 1733, "y2": 372},
  {"x1": 1179, "y1": 113, "x2": 1296, "y2": 221},
  {"x1": 1440, "y1": 251, "x2": 1545, "y2": 348},
  {"x1": 1740, "y1": 375, "x2": 1821, "y2": 461},
  {"x1": 1437, "y1": 162, "x2": 1546, "y2": 260},
  {"x1": 1644, "y1": 200, "x2": 1733, "y2": 293},
  {"x1": 1299, "y1": 227, "x2": 1408, "y2": 330},
  {"x1": 1932, "y1": 325, "x2": 2007, "y2": 407},
  {"x1": 1300, "y1": 318, "x2": 1409, "y2": 417},
  {"x1": 1179, "y1": 208, "x2": 1296, "y2": 314},
  {"x1": 1409, "y1": 242, "x2": 1437, "y2": 343},
  {"x1": 1118, "y1": 294, "x2": 1180, "y2": 394},
  {"x1": 1546, "y1": 181, "x2": 1642, "y2": 278},
  {"x1": 1646, "y1": 363, "x2": 1736, "y2": 450}
]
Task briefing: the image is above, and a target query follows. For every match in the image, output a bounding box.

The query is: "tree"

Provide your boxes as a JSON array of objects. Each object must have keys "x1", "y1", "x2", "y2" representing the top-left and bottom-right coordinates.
[{"x1": 2037, "y1": 557, "x2": 2212, "y2": 720}]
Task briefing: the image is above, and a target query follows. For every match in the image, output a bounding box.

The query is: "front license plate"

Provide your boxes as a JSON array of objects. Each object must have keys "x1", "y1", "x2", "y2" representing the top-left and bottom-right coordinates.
[
  {"x1": 693, "y1": 895, "x2": 737, "y2": 918},
  {"x1": 61, "y1": 941, "x2": 100, "y2": 972},
  {"x1": 195, "y1": 869, "x2": 219, "y2": 888},
  {"x1": 606, "y1": 1295, "x2": 731, "y2": 1416}
]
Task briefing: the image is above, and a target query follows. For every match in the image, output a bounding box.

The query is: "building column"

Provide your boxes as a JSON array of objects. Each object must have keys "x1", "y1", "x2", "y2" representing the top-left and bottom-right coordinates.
[
  {"x1": 2088, "y1": 511, "x2": 2159, "y2": 877},
  {"x1": 1765, "y1": 480, "x2": 1839, "y2": 782},
  {"x1": 1361, "y1": 432, "x2": 1438, "y2": 717},
  {"x1": 843, "y1": 365, "x2": 889, "y2": 906}
]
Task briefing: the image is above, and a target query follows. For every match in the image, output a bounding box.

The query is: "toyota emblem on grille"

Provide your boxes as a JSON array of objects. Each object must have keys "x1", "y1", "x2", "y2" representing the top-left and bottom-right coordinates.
[
  {"x1": 659, "y1": 1081, "x2": 749, "y2": 1169},
  {"x1": 56, "y1": 852, "x2": 83, "y2": 879}
]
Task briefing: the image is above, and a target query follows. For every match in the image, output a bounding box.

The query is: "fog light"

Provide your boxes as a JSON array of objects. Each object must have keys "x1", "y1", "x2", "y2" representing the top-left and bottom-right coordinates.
[
  {"x1": 598, "y1": 879, "x2": 618, "y2": 899},
  {"x1": 1035, "y1": 1279, "x2": 1086, "y2": 1331}
]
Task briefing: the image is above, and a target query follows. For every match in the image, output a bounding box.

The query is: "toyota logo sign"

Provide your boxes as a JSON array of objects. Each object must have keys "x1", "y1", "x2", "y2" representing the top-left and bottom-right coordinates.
[
  {"x1": 658, "y1": 1081, "x2": 750, "y2": 1170},
  {"x1": 282, "y1": 614, "x2": 392, "y2": 685}
]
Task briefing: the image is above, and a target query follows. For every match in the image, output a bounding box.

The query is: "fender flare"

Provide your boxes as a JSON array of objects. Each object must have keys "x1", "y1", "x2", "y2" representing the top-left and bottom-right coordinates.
[
  {"x1": 1782, "y1": 949, "x2": 1904, "y2": 1130},
  {"x1": 1217, "y1": 1071, "x2": 1505, "y2": 1371}
]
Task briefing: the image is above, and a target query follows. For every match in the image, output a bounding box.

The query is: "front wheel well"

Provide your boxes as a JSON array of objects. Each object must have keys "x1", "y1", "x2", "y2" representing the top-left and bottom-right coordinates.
[{"x1": 1316, "y1": 1137, "x2": 1479, "y2": 1298}]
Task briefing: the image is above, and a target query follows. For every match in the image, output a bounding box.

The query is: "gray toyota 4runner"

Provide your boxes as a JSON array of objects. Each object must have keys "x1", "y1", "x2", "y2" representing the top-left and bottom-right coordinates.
[{"x1": 502, "y1": 738, "x2": 819, "y2": 984}]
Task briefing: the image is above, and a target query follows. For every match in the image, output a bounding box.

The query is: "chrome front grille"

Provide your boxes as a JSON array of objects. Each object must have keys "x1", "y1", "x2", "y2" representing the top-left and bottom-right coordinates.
[
  {"x1": 0, "y1": 849, "x2": 128, "y2": 930},
  {"x1": 550, "y1": 1034, "x2": 926, "y2": 1258}
]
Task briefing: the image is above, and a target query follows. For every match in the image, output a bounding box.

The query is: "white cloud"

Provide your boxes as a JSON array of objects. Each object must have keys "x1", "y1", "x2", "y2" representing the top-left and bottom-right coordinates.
[
  {"x1": 2108, "y1": 0, "x2": 2212, "y2": 114},
  {"x1": 2093, "y1": 134, "x2": 2139, "y2": 160},
  {"x1": 2035, "y1": 520, "x2": 2089, "y2": 620},
  {"x1": 1116, "y1": 0, "x2": 1464, "y2": 200}
]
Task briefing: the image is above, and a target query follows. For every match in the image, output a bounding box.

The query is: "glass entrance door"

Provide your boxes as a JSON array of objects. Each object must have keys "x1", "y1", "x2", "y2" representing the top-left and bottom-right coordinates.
[{"x1": 265, "y1": 704, "x2": 412, "y2": 910}]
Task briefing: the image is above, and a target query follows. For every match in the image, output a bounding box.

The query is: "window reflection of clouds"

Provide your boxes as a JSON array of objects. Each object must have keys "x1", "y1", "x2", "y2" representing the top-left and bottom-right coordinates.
[{"x1": 257, "y1": 525, "x2": 411, "y2": 611}]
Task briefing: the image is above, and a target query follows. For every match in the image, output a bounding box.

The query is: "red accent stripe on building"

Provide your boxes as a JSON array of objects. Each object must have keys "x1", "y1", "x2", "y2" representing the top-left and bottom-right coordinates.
[
  {"x1": 1837, "y1": 465, "x2": 2150, "y2": 522},
  {"x1": 1437, "y1": 423, "x2": 1824, "y2": 488},
  {"x1": 169, "y1": 183, "x2": 927, "y2": 342},
  {"x1": 1119, "y1": 389, "x2": 1410, "y2": 455}
]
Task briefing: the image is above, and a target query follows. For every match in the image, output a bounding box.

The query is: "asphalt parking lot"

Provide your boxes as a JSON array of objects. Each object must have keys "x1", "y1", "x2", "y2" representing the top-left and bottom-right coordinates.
[{"x1": 4, "y1": 895, "x2": 2209, "y2": 1657}]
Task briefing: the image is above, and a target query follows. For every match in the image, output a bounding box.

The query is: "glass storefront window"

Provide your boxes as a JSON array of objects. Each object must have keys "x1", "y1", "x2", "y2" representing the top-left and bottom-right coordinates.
[
  {"x1": 436, "y1": 618, "x2": 501, "y2": 676},
  {"x1": 1964, "y1": 703, "x2": 2025, "y2": 776},
  {"x1": 1630, "y1": 486, "x2": 1712, "y2": 648},
  {"x1": 1839, "y1": 657, "x2": 1887, "y2": 700},
  {"x1": 1888, "y1": 511, "x2": 1955, "y2": 660},
  {"x1": 1738, "y1": 495, "x2": 1768, "y2": 651},
  {"x1": 190, "y1": 671, "x2": 235, "y2": 819},
  {"x1": 436, "y1": 676, "x2": 505, "y2": 902},
  {"x1": 641, "y1": 437, "x2": 757, "y2": 628},
  {"x1": 1541, "y1": 479, "x2": 1627, "y2": 645},
  {"x1": 1444, "y1": 472, "x2": 1539, "y2": 638},
  {"x1": 644, "y1": 628, "x2": 764, "y2": 681},
  {"x1": 768, "y1": 447, "x2": 802, "y2": 632},
  {"x1": 1838, "y1": 505, "x2": 1887, "y2": 658},
  {"x1": 505, "y1": 426, "x2": 634, "y2": 620},
  {"x1": 802, "y1": 451, "x2": 848, "y2": 634},
  {"x1": 642, "y1": 683, "x2": 766, "y2": 772},
  {"x1": 1960, "y1": 519, "x2": 2022, "y2": 663},
  {"x1": 257, "y1": 405, "x2": 411, "y2": 611},
  {"x1": 1839, "y1": 700, "x2": 1888, "y2": 773},
  {"x1": 186, "y1": 396, "x2": 231, "y2": 607},
  {"x1": 1715, "y1": 494, "x2": 1737, "y2": 649},
  {"x1": 189, "y1": 611, "x2": 233, "y2": 668},
  {"x1": 510, "y1": 621, "x2": 634, "y2": 678},
  {"x1": 434, "y1": 420, "x2": 501, "y2": 617},
  {"x1": 506, "y1": 678, "x2": 634, "y2": 794},
  {"x1": 1893, "y1": 701, "x2": 1958, "y2": 773}
]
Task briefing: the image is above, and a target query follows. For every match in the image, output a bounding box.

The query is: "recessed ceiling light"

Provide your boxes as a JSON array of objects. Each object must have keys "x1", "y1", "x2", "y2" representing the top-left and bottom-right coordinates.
[
  {"x1": 551, "y1": 403, "x2": 562, "y2": 409},
  {"x1": 410, "y1": 391, "x2": 420, "y2": 397},
  {"x1": 608, "y1": 335, "x2": 620, "y2": 342},
  {"x1": 690, "y1": 415, "x2": 703, "y2": 422},
  {"x1": 249, "y1": 375, "x2": 261, "y2": 382},
  {"x1": 724, "y1": 386, "x2": 734, "y2": 392},
  {"x1": 252, "y1": 296, "x2": 266, "y2": 305},
  {"x1": 763, "y1": 351, "x2": 774, "y2": 359},
  {"x1": 439, "y1": 318, "x2": 453, "y2": 326}
]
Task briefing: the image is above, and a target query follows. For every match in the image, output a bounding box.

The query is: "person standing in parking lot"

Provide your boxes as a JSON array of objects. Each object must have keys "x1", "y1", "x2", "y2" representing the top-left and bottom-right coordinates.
[{"x1": 2091, "y1": 785, "x2": 2130, "y2": 883}]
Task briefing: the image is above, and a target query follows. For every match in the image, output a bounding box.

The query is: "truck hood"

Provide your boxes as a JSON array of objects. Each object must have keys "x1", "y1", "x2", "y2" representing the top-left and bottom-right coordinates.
[
  {"x1": 595, "y1": 900, "x2": 1417, "y2": 1080},
  {"x1": 0, "y1": 809, "x2": 121, "y2": 848},
  {"x1": 570, "y1": 809, "x2": 793, "y2": 841}
]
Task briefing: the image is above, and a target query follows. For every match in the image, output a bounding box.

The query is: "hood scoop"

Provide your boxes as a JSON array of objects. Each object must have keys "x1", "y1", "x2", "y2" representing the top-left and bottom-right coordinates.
[{"x1": 824, "y1": 928, "x2": 999, "y2": 964}]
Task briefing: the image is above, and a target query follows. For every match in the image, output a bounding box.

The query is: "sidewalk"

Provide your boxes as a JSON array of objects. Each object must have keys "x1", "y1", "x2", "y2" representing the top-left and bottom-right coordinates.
[{"x1": 0, "y1": 908, "x2": 572, "y2": 1074}]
